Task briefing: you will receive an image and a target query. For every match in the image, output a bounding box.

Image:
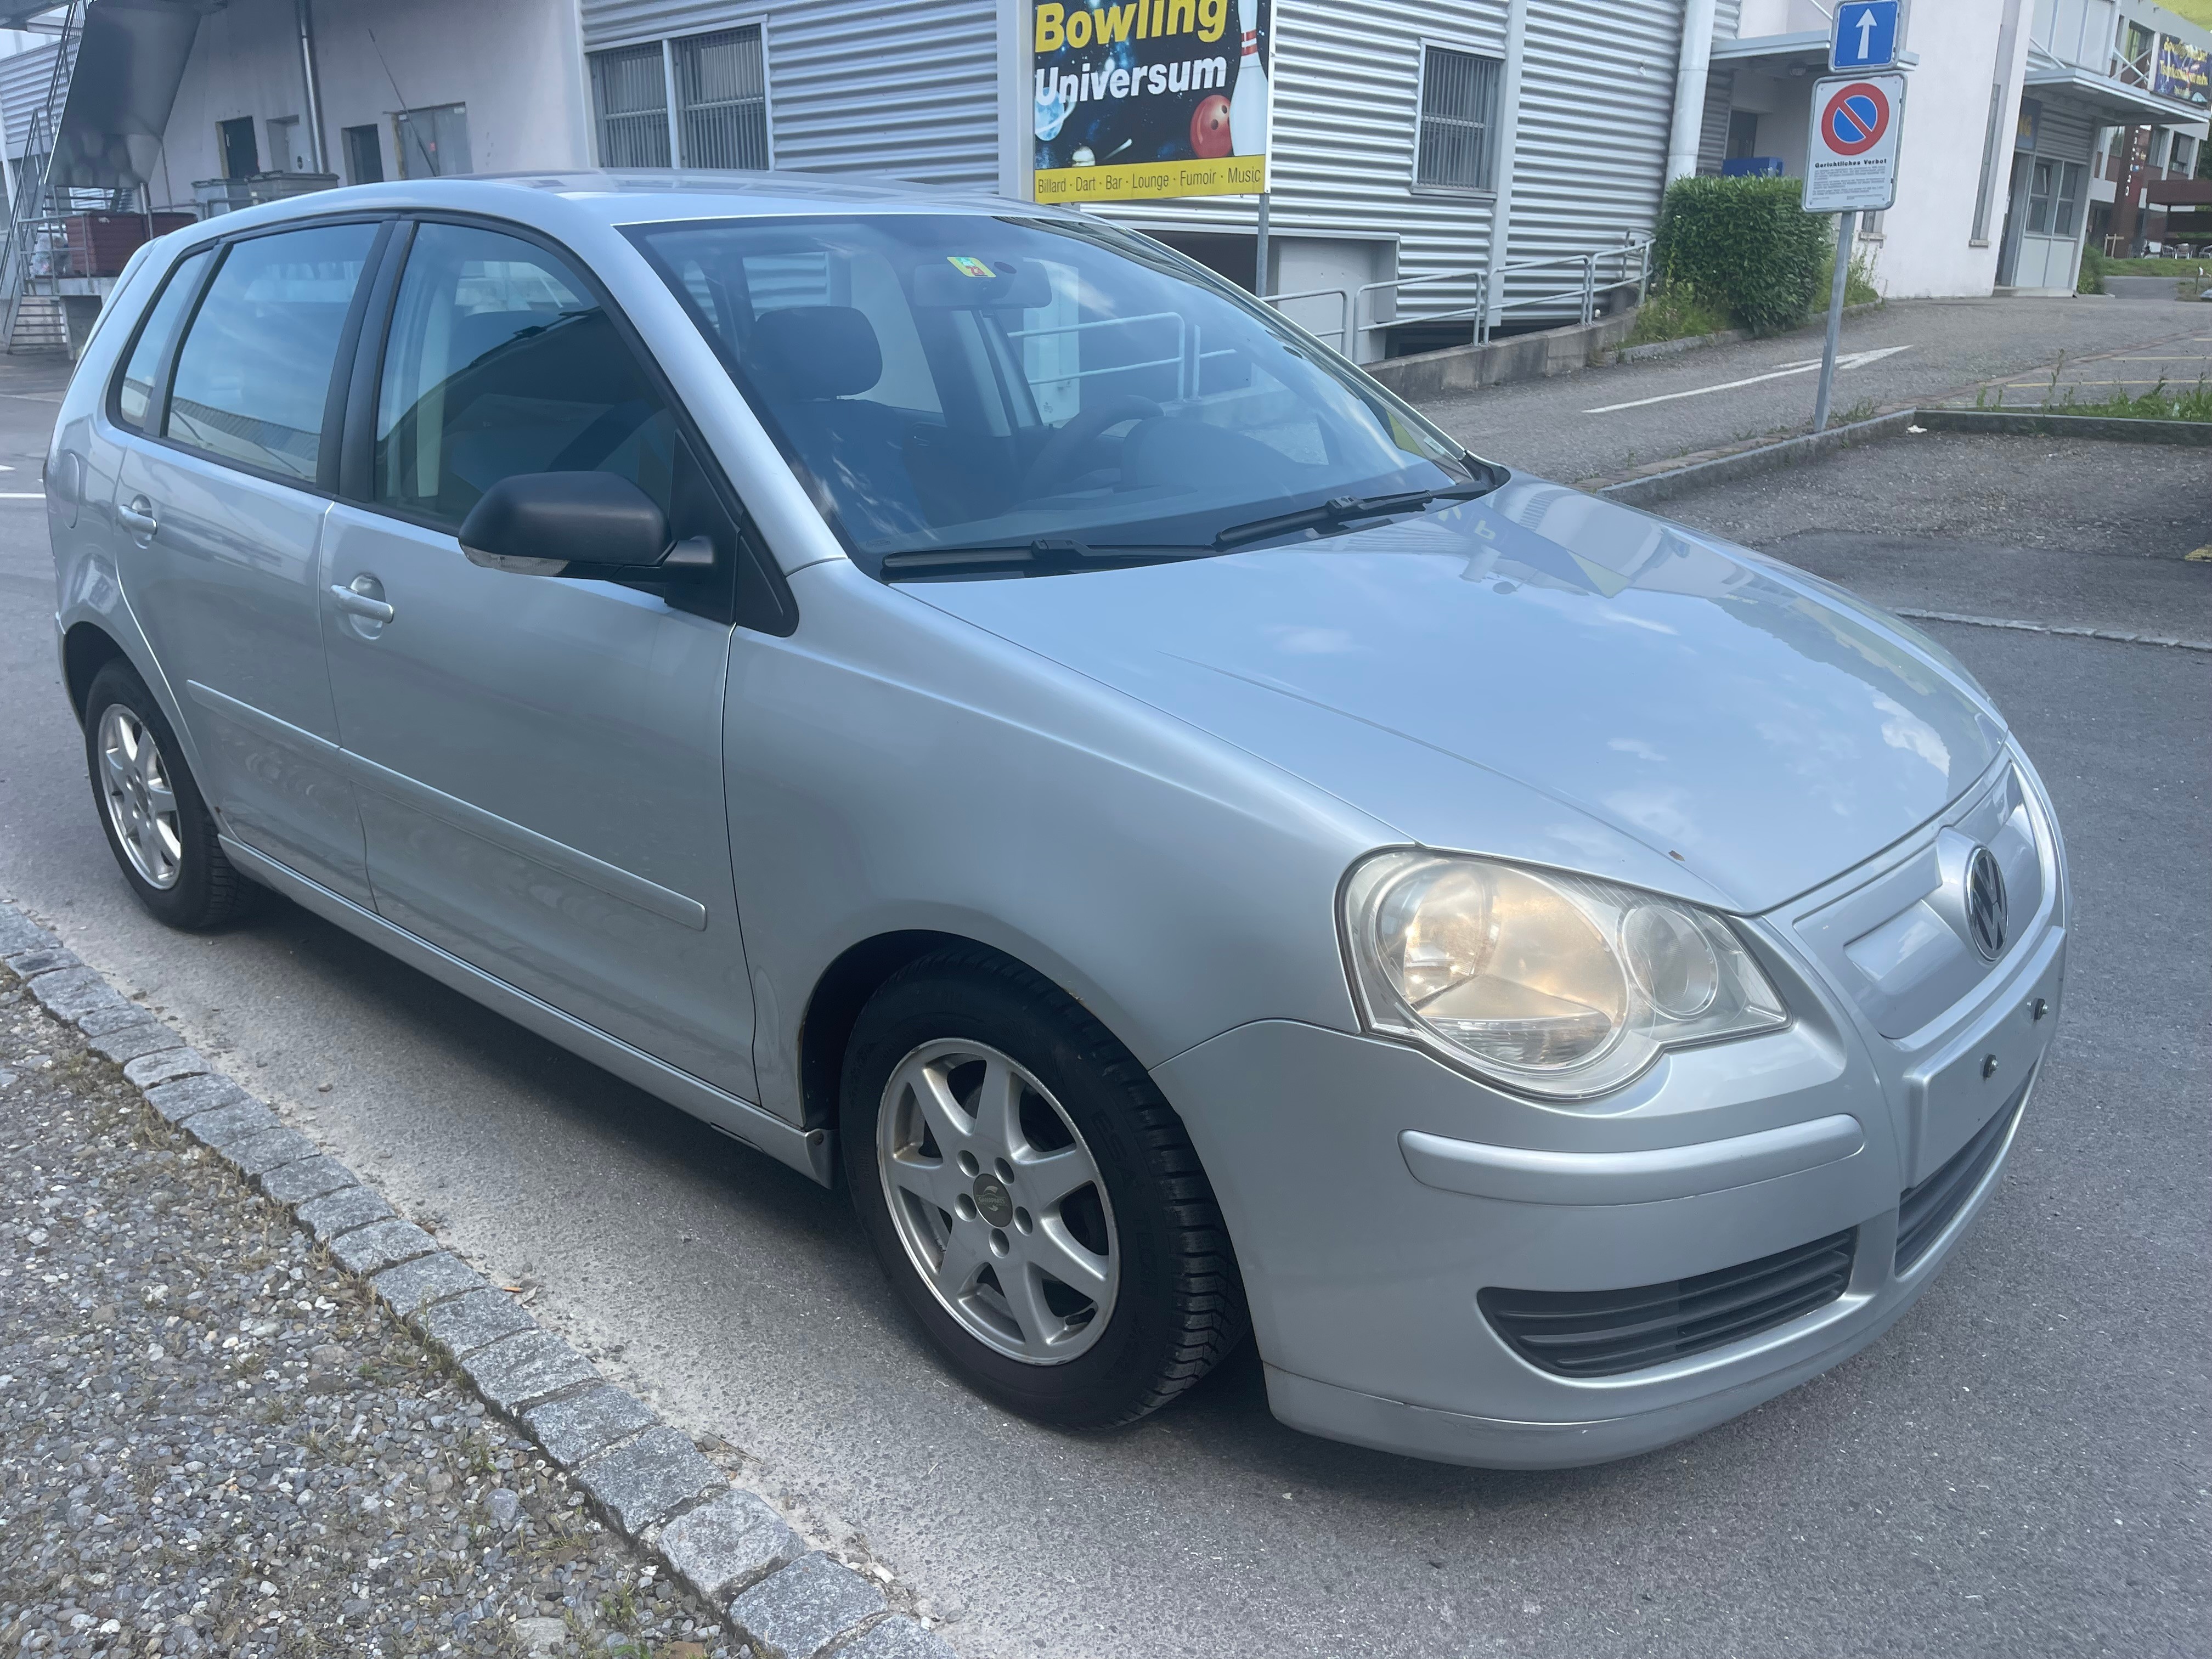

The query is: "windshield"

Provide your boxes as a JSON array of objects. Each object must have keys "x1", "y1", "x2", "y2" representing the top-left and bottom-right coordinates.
[{"x1": 624, "y1": 213, "x2": 1491, "y2": 577}]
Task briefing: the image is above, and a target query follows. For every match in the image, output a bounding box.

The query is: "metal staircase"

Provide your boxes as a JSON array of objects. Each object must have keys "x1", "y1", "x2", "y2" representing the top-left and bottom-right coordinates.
[
  {"x1": 0, "y1": 4, "x2": 149, "y2": 356},
  {"x1": 1, "y1": 3, "x2": 95, "y2": 354}
]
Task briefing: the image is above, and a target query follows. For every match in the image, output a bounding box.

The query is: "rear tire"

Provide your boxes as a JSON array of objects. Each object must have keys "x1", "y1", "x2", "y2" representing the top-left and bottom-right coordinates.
[
  {"x1": 83, "y1": 659, "x2": 257, "y2": 932},
  {"x1": 841, "y1": 946, "x2": 1248, "y2": 1428}
]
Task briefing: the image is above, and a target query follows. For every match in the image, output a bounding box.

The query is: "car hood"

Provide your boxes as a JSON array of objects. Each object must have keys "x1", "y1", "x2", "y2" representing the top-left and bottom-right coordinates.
[{"x1": 907, "y1": 475, "x2": 2006, "y2": 913}]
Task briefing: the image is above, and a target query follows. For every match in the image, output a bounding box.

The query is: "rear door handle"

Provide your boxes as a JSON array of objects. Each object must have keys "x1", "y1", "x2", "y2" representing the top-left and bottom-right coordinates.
[
  {"x1": 328, "y1": 581, "x2": 395, "y2": 624},
  {"x1": 118, "y1": 497, "x2": 158, "y2": 537}
]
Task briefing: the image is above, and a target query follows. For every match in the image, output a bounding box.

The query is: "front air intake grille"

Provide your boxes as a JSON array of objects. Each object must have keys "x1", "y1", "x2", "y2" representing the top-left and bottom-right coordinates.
[
  {"x1": 1479, "y1": 1229, "x2": 1858, "y2": 1379},
  {"x1": 1895, "y1": 1077, "x2": 2028, "y2": 1272}
]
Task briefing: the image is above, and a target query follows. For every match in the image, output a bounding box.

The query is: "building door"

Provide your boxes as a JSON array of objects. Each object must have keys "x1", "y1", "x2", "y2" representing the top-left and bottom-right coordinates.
[
  {"x1": 218, "y1": 116, "x2": 258, "y2": 180},
  {"x1": 319, "y1": 219, "x2": 758, "y2": 1097},
  {"x1": 343, "y1": 124, "x2": 383, "y2": 185}
]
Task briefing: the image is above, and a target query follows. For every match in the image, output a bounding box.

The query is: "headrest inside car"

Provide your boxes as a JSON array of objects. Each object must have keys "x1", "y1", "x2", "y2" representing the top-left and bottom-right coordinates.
[{"x1": 748, "y1": 304, "x2": 883, "y2": 400}]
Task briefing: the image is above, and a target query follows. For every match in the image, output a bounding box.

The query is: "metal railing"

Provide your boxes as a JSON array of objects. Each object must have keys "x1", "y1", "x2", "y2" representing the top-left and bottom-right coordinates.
[{"x1": 1263, "y1": 235, "x2": 1651, "y2": 357}]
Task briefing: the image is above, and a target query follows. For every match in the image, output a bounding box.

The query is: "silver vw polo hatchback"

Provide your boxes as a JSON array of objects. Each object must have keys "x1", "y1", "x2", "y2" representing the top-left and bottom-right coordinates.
[{"x1": 47, "y1": 174, "x2": 2066, "y2": 1468}]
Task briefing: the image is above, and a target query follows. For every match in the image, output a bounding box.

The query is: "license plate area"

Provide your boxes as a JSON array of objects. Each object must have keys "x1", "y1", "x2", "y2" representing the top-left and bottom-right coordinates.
[{"x1": 1905, "y1": 944, "x2": 2063, "y2": 1185}]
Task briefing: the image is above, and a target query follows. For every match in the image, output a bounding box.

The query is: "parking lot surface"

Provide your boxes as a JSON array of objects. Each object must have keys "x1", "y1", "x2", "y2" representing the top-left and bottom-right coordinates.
[{"x1": 1, "y1": 356, "x2": 2205, "y2": 1657}]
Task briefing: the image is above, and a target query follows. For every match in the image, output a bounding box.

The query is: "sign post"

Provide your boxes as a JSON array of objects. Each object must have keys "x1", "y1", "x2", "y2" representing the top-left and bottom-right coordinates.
[{"x1": 1804, "y1": 69, "x2": 1905, "y2": 430}]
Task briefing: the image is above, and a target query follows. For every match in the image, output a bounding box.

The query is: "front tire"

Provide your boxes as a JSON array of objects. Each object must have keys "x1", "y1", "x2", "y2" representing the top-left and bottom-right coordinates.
[
  {"x1": 83, "y1": 659, "x2": 257, "y2": 931},
  {"x1": 841, "y1": 947, "x2": 1248, "y2": 1428}
]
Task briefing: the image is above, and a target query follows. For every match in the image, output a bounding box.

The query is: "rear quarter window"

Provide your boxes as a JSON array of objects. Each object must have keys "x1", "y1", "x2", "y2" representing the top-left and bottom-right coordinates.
[{"x1": 112, "y1": 247, "x2": 211, "y2": 432}]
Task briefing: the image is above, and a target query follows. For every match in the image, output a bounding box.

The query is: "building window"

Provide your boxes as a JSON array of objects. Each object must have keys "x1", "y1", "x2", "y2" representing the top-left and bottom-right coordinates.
[
  {"x1": 343, "y1": 123, "x2": 383, "y2": 186},
  {"x1": 2027, "y1": 159, "x2": 2056, "y2": 235},
  {"x1": 675, "y1": 27, "x2": 769, "y2": 170},
  {"x1": 2054, "y1": 162, "x2": 2086, "y2": 236},
  {"x1": 590, "y1": 42, "x2": 672, "y2": 167},
  {"x1": 394, "y1": 104, "x2": 472, "y2": 178},
  {"x1": 1414, "y1": 46, "x2": 1500, "y2": 193},
  {"x1": 592, "y1": 25, "x2": 769, "y2": 171}
]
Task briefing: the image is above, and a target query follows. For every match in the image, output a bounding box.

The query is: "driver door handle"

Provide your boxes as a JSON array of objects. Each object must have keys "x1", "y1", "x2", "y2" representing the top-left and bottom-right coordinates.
[{"x1": 329, "y1": 580, "x2": 395, "y2": 624}]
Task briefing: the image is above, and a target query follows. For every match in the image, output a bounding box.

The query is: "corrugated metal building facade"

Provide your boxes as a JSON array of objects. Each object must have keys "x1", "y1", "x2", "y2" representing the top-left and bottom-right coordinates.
[
  {"x1": 2, "y1": 38, "x2": 71, "y2": 170},
  {"x1": 574, "y1": 0, "x2": 1692, "y2": 353},
  {"x1": 578, "y1": 0, "x2": 1003, "y2": 185}
]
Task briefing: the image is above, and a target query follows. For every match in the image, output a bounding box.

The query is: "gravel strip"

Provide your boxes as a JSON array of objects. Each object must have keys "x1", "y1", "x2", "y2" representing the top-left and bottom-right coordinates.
[{"x1": 0, "y1": 895, "x2": 957, "y2": 1659}]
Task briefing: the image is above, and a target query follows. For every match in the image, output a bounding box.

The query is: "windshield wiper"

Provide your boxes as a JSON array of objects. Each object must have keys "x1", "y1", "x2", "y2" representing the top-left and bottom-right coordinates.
[
  {"x1": 1211, "y1": 481, "x2": 1497, "y2": 550},
  {"x1": 878, "y1": 537, "x2": 1216, "y2": 580}
]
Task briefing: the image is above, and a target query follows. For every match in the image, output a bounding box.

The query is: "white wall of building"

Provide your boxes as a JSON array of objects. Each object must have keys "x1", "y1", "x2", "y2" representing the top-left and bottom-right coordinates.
[
  {"x1": 1871, "y1": 0, "x2": 2032, "y2": 297},
  {"x1": 150, "y1": 0, "x2": 588, "y2": 207}
]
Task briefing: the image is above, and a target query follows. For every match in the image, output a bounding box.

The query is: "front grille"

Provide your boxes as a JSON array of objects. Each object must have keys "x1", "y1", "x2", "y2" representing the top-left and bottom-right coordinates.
[
  {"x1": 1895, "y1": 1077, "x2": 2028, "y2": 1272},
  {"x1": 1479, "y1": 1229, "x2": 1858, "y2": 1379}
]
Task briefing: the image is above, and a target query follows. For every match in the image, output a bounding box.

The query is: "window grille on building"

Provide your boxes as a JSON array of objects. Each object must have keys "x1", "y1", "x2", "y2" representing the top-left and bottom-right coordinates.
[
  {"x1": 590, "y1": 42, "x2": 672, "y2": 168},
  {"x1": 676, "y1": 27, "x2": 769, "y2": 170},
  {"x1": 591, "y1": 26, "x2": 768, "y2": 172},
  {"x1": 1415, "y1": 46, "x2": 1500, "y2": 193}
]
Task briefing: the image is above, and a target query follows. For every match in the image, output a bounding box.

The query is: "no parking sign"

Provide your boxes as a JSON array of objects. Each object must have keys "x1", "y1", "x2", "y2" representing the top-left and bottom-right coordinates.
[{"x1": 1804, "y1": 72, "x2": 1906, "y2": 212}]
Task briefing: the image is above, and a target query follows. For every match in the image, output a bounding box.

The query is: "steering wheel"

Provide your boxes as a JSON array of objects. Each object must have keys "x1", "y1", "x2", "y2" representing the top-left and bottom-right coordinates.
[{"x1": 1019, "y1": 396, "x2": 1161, "y2": 499}]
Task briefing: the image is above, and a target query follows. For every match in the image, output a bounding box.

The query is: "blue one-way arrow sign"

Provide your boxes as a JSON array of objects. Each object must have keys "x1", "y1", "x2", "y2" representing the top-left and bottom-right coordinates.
[{"x1": 1830, "y1": 0, "x2": 1901, "y2": 72}]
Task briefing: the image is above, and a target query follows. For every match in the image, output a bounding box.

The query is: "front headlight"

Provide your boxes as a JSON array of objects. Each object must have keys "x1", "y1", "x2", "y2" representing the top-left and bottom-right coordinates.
[{"x1": 1341, "y1": 850, "x2": 1788, "y2": 1099}]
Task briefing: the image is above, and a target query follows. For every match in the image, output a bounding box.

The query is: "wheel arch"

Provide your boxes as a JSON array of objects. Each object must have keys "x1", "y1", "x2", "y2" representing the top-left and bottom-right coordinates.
[
  {"x1": 62, "y1": 619, "x2": 128, "y2": 723},
  {"x1": 798, "y1": 929, "x2": 984, "y2": 1149}
]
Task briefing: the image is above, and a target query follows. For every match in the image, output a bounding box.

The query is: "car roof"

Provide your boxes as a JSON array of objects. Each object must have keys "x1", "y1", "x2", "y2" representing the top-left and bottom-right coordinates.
[{"x1": 176, "y1": 170, "x2": 1059, "y2": 242}]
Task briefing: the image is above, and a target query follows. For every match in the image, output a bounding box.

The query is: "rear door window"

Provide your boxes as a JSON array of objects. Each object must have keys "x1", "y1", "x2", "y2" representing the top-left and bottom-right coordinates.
[
  {"x1": 372, "y1": 222, "x2": 676, "y2": 528},
  {"x1": 165, "y1": 222, "x2": 378, "y2": 482},
  {"x1": 113, "y1": 248, "x2": 211, "y2": 431}
]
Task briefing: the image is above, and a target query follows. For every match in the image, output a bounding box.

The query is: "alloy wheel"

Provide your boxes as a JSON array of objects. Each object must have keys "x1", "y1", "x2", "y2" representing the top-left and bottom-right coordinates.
[
  {"x1": 97, "y1": 703, "x2": 183, "y2": 890},
  {"x1": 876, "y1": 1039, "x2": 1120, "y2": 1364}
]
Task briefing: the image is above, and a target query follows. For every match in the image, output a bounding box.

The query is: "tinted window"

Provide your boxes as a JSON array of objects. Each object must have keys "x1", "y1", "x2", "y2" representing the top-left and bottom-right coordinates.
[
  {"x1": 114, "y1": 247, "x2": 211, "y2": 431},
  {"x1": 374, "y1": 223, "x2": 675, "y2": 529},
  {"x1": 166, "y1": 223, "x2": 377, "y2": 481}
]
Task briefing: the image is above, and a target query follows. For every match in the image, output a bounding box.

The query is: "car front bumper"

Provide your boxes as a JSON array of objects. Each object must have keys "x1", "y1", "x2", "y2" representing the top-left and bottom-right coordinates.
[{"x1": 1151, "y1": 918, "x2": 2064, "y2": 1469}]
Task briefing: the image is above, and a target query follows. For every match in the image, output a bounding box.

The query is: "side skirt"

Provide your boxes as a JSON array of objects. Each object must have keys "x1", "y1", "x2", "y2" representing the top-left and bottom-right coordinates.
[{"x1": 219, "y1": 835, "x2": 833, "y2": 1186}]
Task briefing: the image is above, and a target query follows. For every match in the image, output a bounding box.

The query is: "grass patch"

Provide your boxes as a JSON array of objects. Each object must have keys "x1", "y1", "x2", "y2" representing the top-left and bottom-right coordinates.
[
  {"x1": 2097, "y1": 255, "x2": 2211, "y2": 278},
  {"x1": 1625, "y1": 279, "x2": 1732, "y2": 346},
  {"x1": 1980, "y1": 370, "x2": 2212, "y2": 422}
]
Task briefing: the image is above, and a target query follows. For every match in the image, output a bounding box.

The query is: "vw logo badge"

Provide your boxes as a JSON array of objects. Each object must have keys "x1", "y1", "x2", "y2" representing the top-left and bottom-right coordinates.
[{"x1": 1965, "y1": 846, "x2": 2008, "y2": 961}]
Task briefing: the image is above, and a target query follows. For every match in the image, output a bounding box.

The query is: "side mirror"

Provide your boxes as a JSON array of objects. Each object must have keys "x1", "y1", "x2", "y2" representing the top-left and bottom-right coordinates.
[{"x1": 458, "y1": 472, "x2": 709, "y2": 578}]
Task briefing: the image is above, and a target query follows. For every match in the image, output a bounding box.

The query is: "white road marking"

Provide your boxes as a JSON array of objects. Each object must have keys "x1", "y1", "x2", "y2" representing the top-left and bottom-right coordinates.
[
  {"x1": 1586, "y1": 345, "x2": 1916, "y2": 413},
  {"x1": 0, "y1": 491, "x2": 46, "y2": 499}
]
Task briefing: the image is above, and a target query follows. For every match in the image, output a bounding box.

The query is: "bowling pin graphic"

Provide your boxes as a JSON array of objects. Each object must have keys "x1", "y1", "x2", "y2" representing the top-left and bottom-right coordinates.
[{"x1": 1229, "y1": 0, "x2": 1269, "y2": 157}]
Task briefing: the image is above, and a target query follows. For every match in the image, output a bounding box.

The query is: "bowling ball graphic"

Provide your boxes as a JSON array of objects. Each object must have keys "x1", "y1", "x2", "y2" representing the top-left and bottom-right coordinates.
[{"x1": 1190, "y1": 94, "x2": 1232, "y2": 158}]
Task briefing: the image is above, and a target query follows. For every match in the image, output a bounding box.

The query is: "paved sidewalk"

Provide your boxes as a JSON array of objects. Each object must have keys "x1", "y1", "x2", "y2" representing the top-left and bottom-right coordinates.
[{"x1": 1409, "y1": 294, "x2": 2209, "y2": 486}]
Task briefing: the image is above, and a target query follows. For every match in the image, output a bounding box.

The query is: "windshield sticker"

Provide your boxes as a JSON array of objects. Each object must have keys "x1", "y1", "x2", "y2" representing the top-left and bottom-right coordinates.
[{"x1": 946, "y1": 256, "x2": 997, "y2": 278}]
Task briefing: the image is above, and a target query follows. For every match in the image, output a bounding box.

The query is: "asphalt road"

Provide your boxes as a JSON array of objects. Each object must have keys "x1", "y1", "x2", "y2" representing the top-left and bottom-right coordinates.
[
  {"x1": 1423, "y1": 292, "x2": 2212, "y2": 484},
  {"x1": 1, "y1": 356, "x2": 2206, "y2": 1658}
]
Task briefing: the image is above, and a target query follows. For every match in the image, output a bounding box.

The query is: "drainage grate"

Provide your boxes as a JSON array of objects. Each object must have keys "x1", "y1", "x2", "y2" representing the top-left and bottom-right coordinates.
[
  {"x1": 1480, "y1": 1229, "x2": 1858, "y2": 1379},
  {"x1": 1896, "y1": 1077, "x2": 2028, "y2": 1273}
]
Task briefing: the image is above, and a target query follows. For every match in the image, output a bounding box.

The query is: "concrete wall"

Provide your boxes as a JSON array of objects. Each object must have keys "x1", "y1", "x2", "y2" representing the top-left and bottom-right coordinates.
[{"x1": 150, "y1": 0, "x2": 589, "y2": 208}]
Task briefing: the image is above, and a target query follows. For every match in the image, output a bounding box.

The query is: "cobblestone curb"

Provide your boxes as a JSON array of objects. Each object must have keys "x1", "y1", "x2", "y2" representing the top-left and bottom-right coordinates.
[{"x1": 0, "y1": 896, "x2": 956, "y2": 1659}]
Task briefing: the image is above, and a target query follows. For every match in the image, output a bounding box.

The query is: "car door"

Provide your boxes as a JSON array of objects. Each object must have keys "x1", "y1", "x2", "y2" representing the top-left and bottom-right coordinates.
[
  {"x1": 109, "y1": 219, "x2": 386, "y2": 905},
  {"x1": 318, "y1": 217, "x2": 759, "y2": 1099}
]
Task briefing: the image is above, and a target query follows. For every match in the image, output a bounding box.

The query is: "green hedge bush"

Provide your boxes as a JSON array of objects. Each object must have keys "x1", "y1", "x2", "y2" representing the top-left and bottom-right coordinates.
[
  {"x1": 2076, "y1": 244, "x2": 2107, "y2": 294},
  {"x1": 1651, "y1": 175, "x2": 1833, "y2": 335}
]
